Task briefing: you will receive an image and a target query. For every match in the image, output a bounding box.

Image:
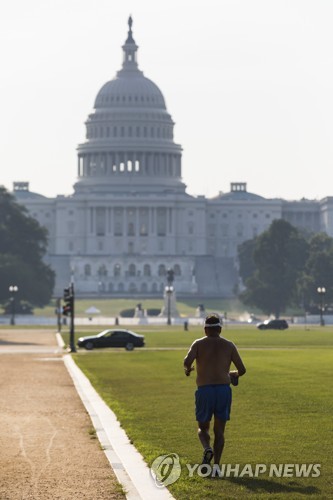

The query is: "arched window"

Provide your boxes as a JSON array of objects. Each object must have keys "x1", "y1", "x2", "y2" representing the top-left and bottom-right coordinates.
[
  {"x1": 108, "y1": 283, "x2": 114, "y2": 292},
  {"x1": 118, "y1": 283, "x2": 124, "y2": 292},
  {"x1": 114, "y1": 264, "x2": 121, "y2": 277},
  {"x1": 129, "y1": 283, "x2": 137, "y2": 293},
  {"x1": 174, "y1": 264, "x2": 181, "y2": 276},
  {"x1": 128, "y1": 264, "x2": 136, "y2": 277},
  {"x1": 158, "y1": 264, "x2": 166, "y2": 276},
  {"x1": 152, "y1": 283, "x2": 158, "y2": 292},
  {"x1": 143, "y1": 264, "x2": 151, "y2": 277},
  {"x1": 141, "y1": 283, "x2": 148, "y2": 292},
  {"x1": 98, "y1": 264, "x2": 108, "y2": 277},
  {"x1": 84, "y1": 264, "x2": 91, "y2": 276}
]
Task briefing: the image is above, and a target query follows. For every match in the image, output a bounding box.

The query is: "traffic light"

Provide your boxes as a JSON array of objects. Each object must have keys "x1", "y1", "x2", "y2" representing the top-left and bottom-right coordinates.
[
  {"x1": 63, "y1": 287, "x2": 73, "y2": 316},
  {"x1": 62, "y1": 283, "x2": 76, "y2": 352}
]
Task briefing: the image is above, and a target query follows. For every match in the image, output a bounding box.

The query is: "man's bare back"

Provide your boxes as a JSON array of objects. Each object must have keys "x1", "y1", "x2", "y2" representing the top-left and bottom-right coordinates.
[{"x1": 184, "y1": 335, "x2": 245, "y2": 386}]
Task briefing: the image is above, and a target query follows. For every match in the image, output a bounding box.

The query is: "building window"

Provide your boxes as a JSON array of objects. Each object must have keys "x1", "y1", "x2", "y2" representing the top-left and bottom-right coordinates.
[
  {"x1": 98, "y1": 264, "x2": 108, "y2": 277},
  {"x1": 174, "y1": 264, "x2": 181, "y2": 276},
  {"x1": 114, "y1": 222, "x2": 122, "y2": 236},
  {"x1": 143, "y1": 264, "x2": 151, "y2": 276},
  {"x1": 157, "y1": 208, "x2": 167, "y2": 236},
  {"x1": 128, "y1": 222, "x2": 135, "y2": 236},
  {"x1": 128, "y1": 264, "x2": 136, "y2": 276},
  {"x1": 114, "y1": 264, "x2": 121, "y2": 277},
  {"x1": 158, "y1": 264, "x2": 166, "y2": 276},
  {"x1": 84, "y1": 264, "x2": 91, "y2": 276},
  {"x1": 140, "y1": 224, "x2": 148, "y2": 236},
  {"x1": 96, "y1": 208, "x2": 106, "y2": 236}
]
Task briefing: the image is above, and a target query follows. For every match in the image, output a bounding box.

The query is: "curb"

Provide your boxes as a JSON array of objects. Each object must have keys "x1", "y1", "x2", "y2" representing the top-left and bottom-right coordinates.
[{"x1": 62, "y1": 353, "x2": 174, "y2": 500}]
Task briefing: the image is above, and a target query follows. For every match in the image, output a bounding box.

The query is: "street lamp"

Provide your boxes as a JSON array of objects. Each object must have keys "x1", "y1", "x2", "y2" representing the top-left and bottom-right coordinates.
[
  {"x1": 8, "y1": 285, "x2": 19, "y2": 325},
  {"x1": 317, "y1": 287, "x2": 326, "y2": 326},
  {"x1": 166, "y1": 285, "x2": 174, "y2": 325},
  {"x1": 165, "y1": 268, "x2": 175, "y2": 326}
]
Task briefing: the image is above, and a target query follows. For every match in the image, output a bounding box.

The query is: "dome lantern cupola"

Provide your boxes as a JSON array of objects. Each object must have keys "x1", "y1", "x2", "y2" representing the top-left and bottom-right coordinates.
[{"x1": 120, "y1": 16, "x2": 139, "y2": 71}]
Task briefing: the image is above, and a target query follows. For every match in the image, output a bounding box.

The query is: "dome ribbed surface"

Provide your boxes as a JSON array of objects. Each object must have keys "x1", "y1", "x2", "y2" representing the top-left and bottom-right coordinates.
[{"x1": 94, "y1": 75, "x2": 166, "y2": 110}]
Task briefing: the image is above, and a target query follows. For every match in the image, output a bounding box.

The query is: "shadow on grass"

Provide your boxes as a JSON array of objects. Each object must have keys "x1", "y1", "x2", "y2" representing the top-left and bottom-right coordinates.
[{"x1": 224, "y1": 476, "x2": 320, "y2": 495}]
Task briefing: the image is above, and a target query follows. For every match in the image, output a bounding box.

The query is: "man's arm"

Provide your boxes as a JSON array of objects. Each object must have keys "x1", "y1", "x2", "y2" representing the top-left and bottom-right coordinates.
[
  {"x1": 230, "y1": 345, "x2": 246, "y2": 377},
  {"x1": 183, "y1": 341, "x2": 197, "y2": 376}
]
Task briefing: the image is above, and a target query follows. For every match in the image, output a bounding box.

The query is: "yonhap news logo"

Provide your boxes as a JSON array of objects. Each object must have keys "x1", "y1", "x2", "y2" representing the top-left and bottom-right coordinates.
[
  {"x1": 150, "y1": 453, "x2": 181, "y2": 487},
  {"x1": 150, "y1": 454, "x2": 321, "y2": 488}
]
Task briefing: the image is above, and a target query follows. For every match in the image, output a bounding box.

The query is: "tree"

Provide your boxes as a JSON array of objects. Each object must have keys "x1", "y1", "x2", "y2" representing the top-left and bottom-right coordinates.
[
  {"x1": 0, "y1": 187, "x2": 54, "y2": 309},
  {"x1": 238, "y1": 238, "x2": 257, "y2": 284},
  {"x1": 297, "y1": 233, "x2": 333, "y2": 311},
  {"x1": 239, "y1": 219, "x2": 308, "y2": 317}
]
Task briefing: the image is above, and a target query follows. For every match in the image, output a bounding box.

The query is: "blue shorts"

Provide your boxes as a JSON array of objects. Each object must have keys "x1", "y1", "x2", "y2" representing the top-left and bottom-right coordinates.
[{"x1": 195, "y1": 384, "x2": 232, "y2": 422}]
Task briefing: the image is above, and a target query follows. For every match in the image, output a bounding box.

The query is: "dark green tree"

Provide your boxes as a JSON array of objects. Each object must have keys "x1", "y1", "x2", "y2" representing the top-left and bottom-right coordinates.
[
  {"x1": 297, "y1": 233, "x2": 333, "y2": 310},
  {"x1": 239, "y1": 219, "x2": 308, "y2": 317},
  {"x1": 238, "y1": 238, "x2": 257, "y2": 284},
  {"x1": 0, "y1": 187, "x2": 54, "y2": 309}
]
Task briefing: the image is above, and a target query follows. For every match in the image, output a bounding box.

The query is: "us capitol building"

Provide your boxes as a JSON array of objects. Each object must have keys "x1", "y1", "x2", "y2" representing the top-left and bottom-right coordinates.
[{"x1": 13, "y1": 18, "x2": 333, "y2": 298}]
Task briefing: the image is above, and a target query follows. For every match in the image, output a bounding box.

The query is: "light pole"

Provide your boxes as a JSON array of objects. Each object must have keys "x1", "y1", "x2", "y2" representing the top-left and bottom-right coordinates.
[
  {"x1": 166, "y1": 268, "x2": 175, "y2": 326},
  {"x1": 317, "y1": 287, "x2": 326, "y2": 326},
  {"x1": 9, "y1": 285, "x2": 18, "y2": 325},
  {"x1": 166, "y1": 285, "x2": 173, "y2": 325}
]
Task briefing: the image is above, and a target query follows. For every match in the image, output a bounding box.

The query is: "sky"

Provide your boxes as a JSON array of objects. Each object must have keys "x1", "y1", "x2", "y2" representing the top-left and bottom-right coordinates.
[{"x1": 1, "y1": 0, "x2": 333, "y2": 201}]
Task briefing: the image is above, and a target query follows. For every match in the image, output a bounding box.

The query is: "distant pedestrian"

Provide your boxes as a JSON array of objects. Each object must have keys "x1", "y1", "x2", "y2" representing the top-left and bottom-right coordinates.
[{"x1": 184, "y1": 313, "x2": 246, "y2": 468}]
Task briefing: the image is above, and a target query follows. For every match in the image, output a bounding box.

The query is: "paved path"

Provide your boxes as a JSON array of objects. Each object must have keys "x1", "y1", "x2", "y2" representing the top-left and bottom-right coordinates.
[{"x1": 0, "y1": 329, "x2": 123, "y2": 500}]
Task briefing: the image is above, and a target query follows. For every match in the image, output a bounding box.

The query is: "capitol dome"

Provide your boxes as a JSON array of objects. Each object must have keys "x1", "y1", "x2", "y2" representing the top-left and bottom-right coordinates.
[
  {"x1": 75, "y1": 17, "x2": 184, "y2": 195},
  {"x1": 94, "y1": 16, "x2": 166, "y2": 110},
  {"x1": 94, "y1": 73, "x2": 166, "y2": 110}
]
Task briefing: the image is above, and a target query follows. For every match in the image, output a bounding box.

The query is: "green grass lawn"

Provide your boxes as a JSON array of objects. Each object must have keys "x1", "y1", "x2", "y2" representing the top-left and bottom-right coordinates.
[
  {"x1": 71, "y1": 328, "x2": 333, "y2": 499},
  {"x1": 63, "y1": 324, "x2": 333, "y2": 349}
]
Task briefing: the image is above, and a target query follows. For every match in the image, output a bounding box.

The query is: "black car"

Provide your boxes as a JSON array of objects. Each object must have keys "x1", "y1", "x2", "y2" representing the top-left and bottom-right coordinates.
[
  {"x1": 77, "y1": 329, "x2": 145, "y2": 350},
  {"x1": 256, "y1": 319, "x2": 289, "y2": 330}
]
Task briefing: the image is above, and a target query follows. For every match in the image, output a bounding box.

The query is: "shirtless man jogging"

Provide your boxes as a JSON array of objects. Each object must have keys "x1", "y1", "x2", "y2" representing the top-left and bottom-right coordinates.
[{"x1": 184, "y1": 313, "x2": 246, "y2": 467}]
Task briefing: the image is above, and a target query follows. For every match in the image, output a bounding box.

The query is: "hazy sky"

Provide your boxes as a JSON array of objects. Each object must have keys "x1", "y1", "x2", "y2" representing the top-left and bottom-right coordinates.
[{"x1": 1, "y1": 0, "x2": 333, "y2": 201}]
